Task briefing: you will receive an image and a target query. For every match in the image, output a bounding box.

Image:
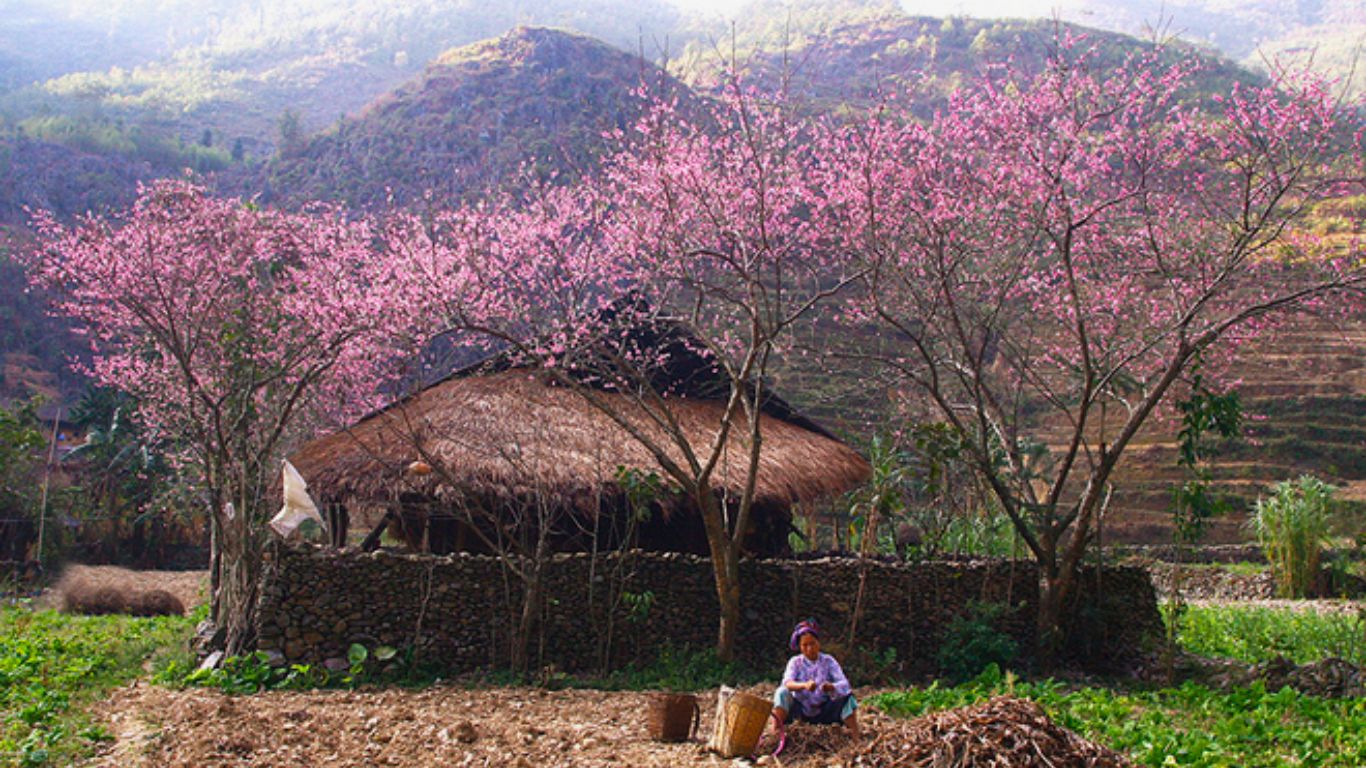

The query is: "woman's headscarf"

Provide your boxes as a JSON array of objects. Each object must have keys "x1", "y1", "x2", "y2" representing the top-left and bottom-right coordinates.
[{"x1": 789, "y1": 619, "x2": 821, "y2": 650}]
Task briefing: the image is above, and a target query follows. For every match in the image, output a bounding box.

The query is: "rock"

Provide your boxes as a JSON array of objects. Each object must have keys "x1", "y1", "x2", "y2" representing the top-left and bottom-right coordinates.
[
  {"x1": 454, "y1": 721, "x2": 478, "y2": 743},
  {"x1": 197, "y1": 651, "x2": 224, "y2": 672}
]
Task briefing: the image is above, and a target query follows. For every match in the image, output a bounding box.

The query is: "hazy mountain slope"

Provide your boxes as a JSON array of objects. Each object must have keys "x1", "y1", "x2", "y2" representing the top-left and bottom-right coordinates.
[
  {"x1": 1, "y1": 0, "x2": 688, "y2": 153},
  {"x1": 255, "y1": 26, "x2": 685, "y2": 210},
  {"x1": 677, "y1": 4, "x2": 1259, "y2": 109},
  {"x1": 1042, "y1": 0, "x2": 1364, "y2": 61},
  {"x1": 1056, "y1": 0, "x2": 1365, "y2": 97},
  {"x1": 0, "y1": 136, "x2": 152, "y2": 224}
]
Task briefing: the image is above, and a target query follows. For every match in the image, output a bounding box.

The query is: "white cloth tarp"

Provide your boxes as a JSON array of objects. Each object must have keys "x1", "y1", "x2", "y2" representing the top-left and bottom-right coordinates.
[{"x1": 270, "y1": 460, "x2": 324, "y2": 538}]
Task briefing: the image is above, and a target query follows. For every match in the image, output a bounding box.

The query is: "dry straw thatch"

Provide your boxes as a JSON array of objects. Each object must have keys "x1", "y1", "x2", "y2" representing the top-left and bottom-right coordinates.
[
  {"x1": 290, "y1": 368, "x2": 869, "y2": 519},
  {"x1": 55, "y1": 565, "x2": 190, "y2": 617}
]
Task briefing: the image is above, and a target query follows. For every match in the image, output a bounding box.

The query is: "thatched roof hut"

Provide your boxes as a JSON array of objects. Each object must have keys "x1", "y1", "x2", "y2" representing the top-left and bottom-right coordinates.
[{"x1": 290, "y1": 322, "x2": 869, "y2": 557}]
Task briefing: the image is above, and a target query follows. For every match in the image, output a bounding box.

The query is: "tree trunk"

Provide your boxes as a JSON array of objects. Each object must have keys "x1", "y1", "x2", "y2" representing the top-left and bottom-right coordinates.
[
  {"x1": 215, "y1": 512, "x2": 264, "y2": 656},
  {"x1": 510, "y1": 528, "x2": 552, "y2": 677},
  {"x1": 511, "y1": 565, "x2": 542, "y2": 676},
  {"x1": 208, "y1": 510, "x2": 223, "y2": 623},
  {"x1": 715, "y1": 547, "x2": 741, "y2": 662},
  {"x1": 696, "y1": 489, "x2": 741, "y2": 662},
  {"x1": 1035, "y1": 565, "x2": 1074, "y2": 671}
]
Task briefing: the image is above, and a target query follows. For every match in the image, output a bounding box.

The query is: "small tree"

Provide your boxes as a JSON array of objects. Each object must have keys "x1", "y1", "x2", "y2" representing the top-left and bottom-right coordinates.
[
  {"x1": 385, "y1": 80, "x2": 856, "y2": 661},
  {"x1": 24, "y1": 180, "x2": 397, "y2": 653},
  {"x1": 821, "y1": 39, "x2": 1364, "y2": 661}
]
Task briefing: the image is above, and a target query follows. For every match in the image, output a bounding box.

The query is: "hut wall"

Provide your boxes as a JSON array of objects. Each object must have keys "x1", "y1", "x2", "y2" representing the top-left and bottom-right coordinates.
[{"x1": 255, "y1": 544, "x2": 1161, "y2": 675}]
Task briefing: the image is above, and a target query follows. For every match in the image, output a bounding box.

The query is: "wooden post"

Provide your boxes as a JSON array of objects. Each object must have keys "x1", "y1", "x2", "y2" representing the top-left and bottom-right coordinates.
[
  {"x1": 360, "y1": 509, "x2": 395, "y2": 552},
  {"x1": 35, "y1": 408, "x2": 61, "y2": 569},
  {"x1": 327, "y1": 503, "x2": 349, "y2": 549}
]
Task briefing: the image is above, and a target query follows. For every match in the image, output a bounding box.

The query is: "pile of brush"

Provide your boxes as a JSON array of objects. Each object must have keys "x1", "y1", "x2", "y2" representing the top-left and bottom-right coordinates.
[{"x1": 756, "y1": 697, "x2": 1132, "y2": 767}]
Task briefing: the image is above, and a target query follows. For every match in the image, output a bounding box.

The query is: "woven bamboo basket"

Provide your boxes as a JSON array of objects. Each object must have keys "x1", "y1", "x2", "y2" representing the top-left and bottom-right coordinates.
[
  {"x1": 709, "y1": 687, "x2": 773, "y2": 758},
  {"x1": 647, "y1": 693, "x2": 700, "y2": 742}
]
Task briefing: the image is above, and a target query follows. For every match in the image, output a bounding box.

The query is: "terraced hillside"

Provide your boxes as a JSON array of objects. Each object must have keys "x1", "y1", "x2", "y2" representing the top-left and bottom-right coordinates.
[{"x1": 1101, "y1": 316, "x2": 1366, "y2": 545}]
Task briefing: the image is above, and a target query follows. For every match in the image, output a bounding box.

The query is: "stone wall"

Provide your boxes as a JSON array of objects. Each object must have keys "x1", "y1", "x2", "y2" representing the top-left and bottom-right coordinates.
[{"x1": 256, "y1": 545, "x2": 1161, "y2": 676}]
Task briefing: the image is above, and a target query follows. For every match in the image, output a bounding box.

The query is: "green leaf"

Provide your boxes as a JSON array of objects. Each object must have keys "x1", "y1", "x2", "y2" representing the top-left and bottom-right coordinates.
[{"x1": 347, "y1": 643, "x2": 368, "y2": 666}]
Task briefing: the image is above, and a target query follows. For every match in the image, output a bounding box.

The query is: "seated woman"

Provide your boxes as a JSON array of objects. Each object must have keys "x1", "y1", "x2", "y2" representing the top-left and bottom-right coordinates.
[{"x1": 772, "y1": 619, "x2": 860, "y2": 738}]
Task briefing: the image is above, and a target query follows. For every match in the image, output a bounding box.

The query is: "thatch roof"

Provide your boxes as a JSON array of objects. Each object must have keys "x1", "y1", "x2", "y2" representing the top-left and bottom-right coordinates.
[{"x1": 290, "y1": 367, "x2": 870, "y2": 513}]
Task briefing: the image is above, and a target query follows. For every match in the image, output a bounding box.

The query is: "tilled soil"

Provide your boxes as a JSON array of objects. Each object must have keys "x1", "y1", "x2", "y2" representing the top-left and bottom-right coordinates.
[
  {"x1": 86, "y1": 684, "x2": 1130, "y2": 767},
  {"x1": 89, "y1": 683, "x2": 743, "y2": 768}
]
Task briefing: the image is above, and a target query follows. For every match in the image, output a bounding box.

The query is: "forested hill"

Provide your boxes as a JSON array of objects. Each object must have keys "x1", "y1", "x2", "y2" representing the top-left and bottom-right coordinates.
[
  {"x1": 678, "y1": 10, "x2": 1259, "y2": 113},
  {"x1": 251, "y1": 26, "x2": 686, "y2": 210},
  {"x1": 0, "y1": 137, "x2": 152, "y2": 225},
  {"x1": 0, "y1": 0, "x2": 688, "y2": 162},
  {"x1": 247, "y1": 14, "x2": 1257, "y2": 210}
]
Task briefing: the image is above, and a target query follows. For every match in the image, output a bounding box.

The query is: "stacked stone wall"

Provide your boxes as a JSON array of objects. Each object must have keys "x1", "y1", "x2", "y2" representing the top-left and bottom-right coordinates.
[{"x1": 256, "y1": 545, "x2": 1160, "y2": 675}]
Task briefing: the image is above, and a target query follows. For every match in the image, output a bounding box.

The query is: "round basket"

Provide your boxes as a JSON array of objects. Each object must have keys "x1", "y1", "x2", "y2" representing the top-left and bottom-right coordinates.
[
  {"x1": 711, "y1": 690, "x2": 773, "y2": 758},
  {"x1": 647, "y1": 693, "x2": 700, "y2": 742}
]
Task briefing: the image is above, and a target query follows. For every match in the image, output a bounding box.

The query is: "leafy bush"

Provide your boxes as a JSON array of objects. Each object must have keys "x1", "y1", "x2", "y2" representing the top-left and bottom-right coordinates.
[
  {"x1": 931, "y1": 507, "x2": 1020, "y2": 558},
  {"x1": 1250, "y1": 476, "x2": 1337, "y2": 597},
  {"x1": 871, "y1": 666, "x2": 1366, "y2": 767},
  {"x1": 934, "y1": 600, "x2": 1019, "y2": 681},
  {"x1": 168, "y1": 642, "x2": 400, "y2": 694},
  {"x1": 1176, "y1": 604, "x2": 1365, "y2": 666}
]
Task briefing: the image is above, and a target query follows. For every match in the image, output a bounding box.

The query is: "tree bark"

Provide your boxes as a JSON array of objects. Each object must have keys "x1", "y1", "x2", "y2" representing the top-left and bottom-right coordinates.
[
  {"x1": 215, "y1": 511, "x2": 264, "y2": 657},
  {"x1": 697, "y1": 489, "x2": 741, "y2": 662},
  {"x1": 208, "y1": 511, "x2": 223, "y2": 624},
  {"x1": 510, "y1": 524, "x2": 552, "y2": 677},
  {"x1": 1035, "y1": 563, "x2": 1074, "y2": 671}
]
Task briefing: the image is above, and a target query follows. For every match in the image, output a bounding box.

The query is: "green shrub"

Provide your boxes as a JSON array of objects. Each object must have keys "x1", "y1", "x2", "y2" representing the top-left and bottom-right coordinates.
[
  {"x1": 935, "y1": 600, "x2": 1019, "y2": 681},
  {"x1": 1250, "y1": 476, "x2": 1336, "y2": 597}
]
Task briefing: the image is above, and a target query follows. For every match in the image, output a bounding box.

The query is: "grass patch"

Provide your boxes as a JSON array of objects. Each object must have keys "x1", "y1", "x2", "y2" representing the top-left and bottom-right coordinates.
[
  {"x1": 871, "y1": 666, "x2": 1366, "y2": 767},
  {"x1": 1176, "y1": 604, "x2": 1366, "y2": 666},
  {"x1": 1179, "y1": 561, "x2": 1268, "y2": 576},
  {"x1": 0, "y1": 603, "x2": 196, "y2": 767}
]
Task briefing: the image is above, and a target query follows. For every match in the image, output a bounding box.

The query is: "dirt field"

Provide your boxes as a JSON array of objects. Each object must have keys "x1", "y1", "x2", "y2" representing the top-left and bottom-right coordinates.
[
  {"x1": 88, "y1": 683, "x2": 791, "y2": 767},
  {"x1": 85, "y1": 682, "x2": 1130, "y2": 767}
]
